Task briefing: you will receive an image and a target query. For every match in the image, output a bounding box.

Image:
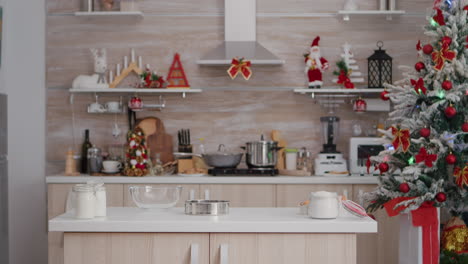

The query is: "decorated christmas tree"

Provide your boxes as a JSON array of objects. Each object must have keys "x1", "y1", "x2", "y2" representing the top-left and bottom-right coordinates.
[{"x1": 364, "y1": 0, "x2": 468, "y2": 259}]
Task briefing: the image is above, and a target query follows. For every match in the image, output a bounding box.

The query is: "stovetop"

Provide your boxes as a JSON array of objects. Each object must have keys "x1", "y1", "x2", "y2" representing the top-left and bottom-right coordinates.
[{"x1": 208, "y1": 168, "x2": 279, "y2": 177}]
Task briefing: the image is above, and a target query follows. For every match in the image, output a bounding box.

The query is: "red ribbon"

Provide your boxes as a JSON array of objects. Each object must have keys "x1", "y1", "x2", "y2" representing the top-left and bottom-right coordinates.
[
  {"x1": 411, "y1": 202, "x2": 439, "y2": 264},
  {"x1": 454, "y1": 166, "x2": 468, "y2": 188},
  {"x1": 415, "y1": 147, "x2": 437, "y2": 168},
  {"x1": 411, "y1": 78, "x2": 427, "y2": 95},
  {"x1": 431, "y1": 43, "x2": 456, "y2": 71},
  {"x1": 337, "y1": 70, "x2": 355, "y2": 89},
  {"x1": 391, "y1": 126, "x2": 411, "y2": 152},
  {"x1": 227, "y1": 58, "x2": 252, "y2": 80}
]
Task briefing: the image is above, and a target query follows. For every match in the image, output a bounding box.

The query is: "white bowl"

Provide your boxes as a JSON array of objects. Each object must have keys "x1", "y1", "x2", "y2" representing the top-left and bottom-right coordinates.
[{"x1": 129, "y1": 186, "x2": 182, "y2": 209}]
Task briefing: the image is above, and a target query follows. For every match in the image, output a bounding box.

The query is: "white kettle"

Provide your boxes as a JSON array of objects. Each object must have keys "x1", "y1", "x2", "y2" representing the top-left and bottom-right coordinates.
[{"x1": 308, "y1": 191, "x2": 340, "y2": 219}]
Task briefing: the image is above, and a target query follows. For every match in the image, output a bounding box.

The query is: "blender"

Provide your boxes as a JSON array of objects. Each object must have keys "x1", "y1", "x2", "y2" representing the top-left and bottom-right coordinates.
[{"x1": 314, "y1": 116, "x2": 348, "y2": 176}]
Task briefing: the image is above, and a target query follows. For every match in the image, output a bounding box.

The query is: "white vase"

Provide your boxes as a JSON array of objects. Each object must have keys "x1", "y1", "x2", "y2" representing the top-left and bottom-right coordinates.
[{"x1": 398, "y1": 209, "x2": 440, "y2": 264}]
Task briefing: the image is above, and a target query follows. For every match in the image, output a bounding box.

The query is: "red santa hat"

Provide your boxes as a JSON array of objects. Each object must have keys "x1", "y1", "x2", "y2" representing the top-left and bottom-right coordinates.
[{"x1": 311, "y1": 36, "x2": 320, "y2": 47}]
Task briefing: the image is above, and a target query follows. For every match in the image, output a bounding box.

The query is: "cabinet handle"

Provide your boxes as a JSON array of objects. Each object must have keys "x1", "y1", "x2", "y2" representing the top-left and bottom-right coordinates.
[
  {"x1": 190, "y1": 243, "x2": 199, "y2": 264},
  {"x1": 220, "y1": 244, "x2": 228, "y2": 264},
  {"x1": 204, "y1": 189, "x2": 210, "y2": 200},
  {"x1": 189, "y1": 189, "x2": 195, "y2": 200}
]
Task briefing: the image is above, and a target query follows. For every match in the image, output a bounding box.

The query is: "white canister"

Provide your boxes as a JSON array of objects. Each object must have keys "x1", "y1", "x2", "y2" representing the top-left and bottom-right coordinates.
[
  {"x1": 94, "y1": 185, "x2": 107, "y2": 217},
  {"x1": 308, "y1": 191, "x2": 340, "y2": 219},
  {"x1": 285, "y1": 148, "x2": 298, "y2": 170},
  {"x1": 73, "y1": 184, "x2": 96, "y2": 219}
]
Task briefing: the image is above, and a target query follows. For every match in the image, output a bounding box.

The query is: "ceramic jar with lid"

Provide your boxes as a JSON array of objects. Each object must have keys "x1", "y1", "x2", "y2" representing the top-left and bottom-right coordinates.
[
  {"x1": 73, "y1": 184, "x2": 96, "y2": 219},
  {"x1": 308, "y1": 191, "x2": 340, "y2": 219}
]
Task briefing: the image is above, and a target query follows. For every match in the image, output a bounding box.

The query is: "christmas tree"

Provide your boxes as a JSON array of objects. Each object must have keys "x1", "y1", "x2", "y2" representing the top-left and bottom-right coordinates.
[{"x1": 365, "y1": 0, "x2": 468, "y2": 221}]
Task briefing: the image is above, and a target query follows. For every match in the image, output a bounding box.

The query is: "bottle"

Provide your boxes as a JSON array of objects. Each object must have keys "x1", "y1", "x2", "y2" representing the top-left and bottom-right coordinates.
[{"x1": 80, "y1": 130, "x2": 92, "y2": 173}]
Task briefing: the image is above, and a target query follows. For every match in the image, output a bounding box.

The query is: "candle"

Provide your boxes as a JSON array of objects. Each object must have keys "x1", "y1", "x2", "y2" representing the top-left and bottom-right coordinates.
[
  {"x1": 131, "y1": 49, "x2": 136, "y2": 63},
  {"x1": 88, "y1": 0, "x2": 93, "y2": 12},
  {"x1": 124, "y1": 56, "x2": 128, "y2": 68},
  {"x1": 138, "y1": 56, "x2": 142, "y2": 69},
  {"x1": 379, "y1": 0, "x2": 387, "y2": 10},
  {"x1": 109, "y1": 70, "x2": 114, "y2": 83},
  {"x1": 146, "y1": 64, "x2": 151, "y2": 70},
  {"x1": 116, "y1": 64, "x2": 121, "y2": 76},
  {"x1": 389, "y1": 0, "x2": 395, "y2": 10}
]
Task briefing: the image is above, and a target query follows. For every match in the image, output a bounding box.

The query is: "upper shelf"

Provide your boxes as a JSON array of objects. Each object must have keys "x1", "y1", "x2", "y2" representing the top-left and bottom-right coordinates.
[
  {"x1": 69, "y1": 88, "x2": 202, "y2": 98},
  {"x1": 338, "y1": 10, "x2": 406, "y2": 21},
  {"x1": 294, "y1": 88, "x2": 384, "y2": 97},
  {"x1": 74, "y1": 11, "x2": 144, "y2": 17}
]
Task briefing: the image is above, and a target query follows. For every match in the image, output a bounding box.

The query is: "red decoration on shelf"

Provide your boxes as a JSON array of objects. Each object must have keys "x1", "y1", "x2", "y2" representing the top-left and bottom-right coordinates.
[
  {"x1": 415, "y1": 147, "x2": 437, "y2": 168},
  {"x1": 391, "y1": 126, "x2": 411, "y2": 152},
  {"x1": 454, "y1": 166, "x2": 468, "y2": 188},
  {"x1": 423, "y1": 44, "x2": 433, "y2": 55},
  {"x1": 227, "y1": 57, "x2": 252, "y2": 80},
  {"x1": 380, "y1": 90, "x2": 390, "y2": 101},
  {"x1": 444, "y1": 105, "x2": 457, "y2": 118},
  {"x1": 433, "y1": 8, "x2": 446, "y2": 26},
  {"x1": 432, "y1": 43, "x2": 456, "y2": 71},
  {"x1": 379, "y1": 162, "x2": 389, "y2": 173},
  {"x1": 128, "y1": 96, "x2": 143, "y2": 111},
  {"x1": 445, "y1": 153, "x2": 457, "y2": 165},
  {"x1": 415, "y1": 62, "x2": 426, "y2": 72},
  {"x1": 436, "y1": 192, "x2": 446, "y2": 203},
  {"x1": 166, "y1": 53, "x2": 190, "y2": 88},
  {"x1": 442, "y1": 80, "x2": 452, "y2": 91},
  {"x1": 420, "y1": 127, "x2": 431, "y2": 138},
  {"x1": 399, "y1": 182, "x2": 410, "y2": 193},
  {"x1": 353, "y1": 97, "x2": 367, "y2": 113},
  {"x1": 462, "y1": 122, "x2": 468, "y2": 132},
  {"x1": 411, "y1": 78, "x2": 427, "y2": 95}
]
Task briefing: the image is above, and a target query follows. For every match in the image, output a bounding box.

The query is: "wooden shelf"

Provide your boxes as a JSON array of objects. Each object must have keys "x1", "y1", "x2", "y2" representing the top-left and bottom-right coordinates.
[
  {"x1": 294, "y1": 88, "x2": 384, "y2": 95},
  {"x1": 74, "y1": 11, "x2": 144, "y2": 17},
  {"x1": 69, "y1": 88, "x2": 201, "y2": 94},
  {"x1": 338, "y1": 10, "x2": 406, "y2": 21}
]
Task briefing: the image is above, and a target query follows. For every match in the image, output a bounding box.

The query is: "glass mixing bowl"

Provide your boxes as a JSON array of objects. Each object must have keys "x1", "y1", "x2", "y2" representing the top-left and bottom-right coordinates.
[{"x1": 129, "y1": 186, "x2": 182, "y2": 209}]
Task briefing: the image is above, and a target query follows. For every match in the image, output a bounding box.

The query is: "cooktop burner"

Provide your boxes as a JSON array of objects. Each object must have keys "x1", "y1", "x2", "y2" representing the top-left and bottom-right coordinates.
[{"x1": 208, "y1": 168, "x2": 279, "y2": 176}]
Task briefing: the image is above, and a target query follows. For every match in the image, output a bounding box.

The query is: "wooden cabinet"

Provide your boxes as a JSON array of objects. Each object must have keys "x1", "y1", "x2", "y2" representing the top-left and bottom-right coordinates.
[
  {"x1": 200, "y1": 184, "x2": 276, "y2": 207},
  {"x1": 353, "y1": 184, "x2": 399, "y2": 264},
  {"x1": 123, "y1": 184, "x2": 200, "y2": 207},
  {"x1": 48, "y1": 184, "x2": 124, "y2": 264},
  {"x1": 64, "y1": 233, "x2": 209, "y2": 264},
  {"x1": 276, "y1": 184, "x2": 353, "y2": 207}
]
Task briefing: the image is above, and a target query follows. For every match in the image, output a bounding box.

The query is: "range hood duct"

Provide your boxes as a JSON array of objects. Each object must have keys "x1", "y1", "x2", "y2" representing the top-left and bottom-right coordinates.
[{"x1": 197, "y1": 0, "x2": 285, "y2": 65}]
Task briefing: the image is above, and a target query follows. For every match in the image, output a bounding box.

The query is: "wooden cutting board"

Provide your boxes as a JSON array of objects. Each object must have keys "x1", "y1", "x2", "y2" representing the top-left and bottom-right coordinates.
[
  {"x1": 271, "y1": 130, "x2": 287, "y2": 170},
  {"x1": 136, "y1": 117, "x2": 174, "y2": 164}
]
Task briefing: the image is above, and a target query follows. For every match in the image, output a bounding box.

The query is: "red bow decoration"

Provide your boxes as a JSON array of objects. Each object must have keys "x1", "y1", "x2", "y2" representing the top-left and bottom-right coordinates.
[
  {"x1": 416, "y1": 40, "x2": 422, "y2": 51},
  {"x1": 227, "y1": 58, "x2": 252, "y2": 80},
  {"x1": 433, "y1": 8, "x2": 445, "y2": 26},
  {"x1": 415, "y1": 147, "x2": 437, "y2": 167},
  {"x1": 432, "y1": 43, "x2": 456, "y2": 71},
  {"x1": 454, "y1": 166, "x2": 468, "y2": 188},
  {"x1": 391, "y1": 126, "x2": 411, "y2": 152},
  {"x1": 337, "y1": 70, "x2": 355, "y2": 89},
  {"x1": 411, "y1": 78, "x2": 427, "y2": 95}
]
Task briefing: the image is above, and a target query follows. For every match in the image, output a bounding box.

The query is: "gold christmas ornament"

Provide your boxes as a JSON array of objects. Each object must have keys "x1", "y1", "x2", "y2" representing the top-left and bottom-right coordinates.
[{"x1": 441, "y1": 217, "x2": 468, "y2": 254}]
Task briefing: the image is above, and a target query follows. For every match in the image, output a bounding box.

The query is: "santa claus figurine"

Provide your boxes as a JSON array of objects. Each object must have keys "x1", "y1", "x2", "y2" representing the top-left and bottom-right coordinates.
[{"x1": 305, "y1": 36, "x2": 329, "y2": 89}]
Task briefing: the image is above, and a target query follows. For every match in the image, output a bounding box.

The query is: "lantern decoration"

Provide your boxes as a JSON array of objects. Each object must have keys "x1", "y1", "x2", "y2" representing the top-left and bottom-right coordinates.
[{"x1": 367, "y1": 41, "x2": 393, "y2": 88}]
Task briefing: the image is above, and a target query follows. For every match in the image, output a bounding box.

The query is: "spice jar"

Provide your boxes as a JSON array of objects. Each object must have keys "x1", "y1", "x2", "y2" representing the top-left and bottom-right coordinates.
[
  {"x1": 88, "y1": 145, "x2": 103, "y2": 174},
  {"x1": 73, "y1": 184, "x2": 96, "y2": 219},
  {"x1": 285, "y1": 148, "x2": 298, "y2": 170}
]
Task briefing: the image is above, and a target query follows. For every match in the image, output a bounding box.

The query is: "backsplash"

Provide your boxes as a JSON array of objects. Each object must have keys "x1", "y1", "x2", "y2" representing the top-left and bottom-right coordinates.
[{"x1": 46, "y1": 0, "x2": 431, "y2": 174}]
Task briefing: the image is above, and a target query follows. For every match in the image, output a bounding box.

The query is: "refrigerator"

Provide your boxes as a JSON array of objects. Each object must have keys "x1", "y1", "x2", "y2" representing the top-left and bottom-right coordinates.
[{"x1": 0, "y1": 93, "x2": 8, "y2": 264}]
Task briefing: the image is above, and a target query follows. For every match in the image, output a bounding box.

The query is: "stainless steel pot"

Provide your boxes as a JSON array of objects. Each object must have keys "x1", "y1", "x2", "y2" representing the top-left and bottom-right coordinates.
[
  {"x1": 174, "y1": 144, "x2": 243, "y2": 168},
  {"x1": 185, "y1": 200, "x2": 230, "y2": 215},
  {"x1": 243, "y1": 139, "x2": 282, "y2": 168}
]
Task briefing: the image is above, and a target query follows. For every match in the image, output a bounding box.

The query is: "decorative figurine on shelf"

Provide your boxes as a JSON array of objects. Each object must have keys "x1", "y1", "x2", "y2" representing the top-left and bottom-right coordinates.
[
  {"x1": 333, "y1": 43, "x2": 364, "y2": 87},
  {"x1": 124, "y1": 127, "x2": 149, "y2": 177},
  {"x1": 227, "y1": 57, "x2": 252, "y2": 80},
  {"x1": 304, "y1": 36, "x2": 329, "y2": 89},
  {"x1": 72, "y1": 48, "x2": 109, "y2": 89},
  {"x1": 138, "y1": 68, "x2": 168, "y2": 88},
  {"x1": 167, "y1": 53, "x2": 190, "y2": 88}
]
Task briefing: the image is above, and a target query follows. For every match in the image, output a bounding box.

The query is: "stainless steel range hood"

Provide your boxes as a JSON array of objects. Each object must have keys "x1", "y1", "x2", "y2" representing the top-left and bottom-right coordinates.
[{"x1": 197, "y1": 0, "x2": 285, "y2": 66}]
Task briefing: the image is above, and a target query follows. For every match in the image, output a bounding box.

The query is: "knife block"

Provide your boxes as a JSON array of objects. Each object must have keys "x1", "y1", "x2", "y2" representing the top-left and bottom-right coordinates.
[{"x1": 177, "y1": 158, "x2": 194, "y2": 173}]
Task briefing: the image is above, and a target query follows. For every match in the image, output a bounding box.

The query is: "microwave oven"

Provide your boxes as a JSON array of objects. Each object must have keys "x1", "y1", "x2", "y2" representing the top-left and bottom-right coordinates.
[{"x1": 349, "y1": 137, "x2": 393, "y2": 176}]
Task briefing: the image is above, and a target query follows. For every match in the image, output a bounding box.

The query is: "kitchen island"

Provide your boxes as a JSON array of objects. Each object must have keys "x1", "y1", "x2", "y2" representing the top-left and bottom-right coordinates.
[{"x1": 49, "y1": 207, "x2": 377, "y2": 264}]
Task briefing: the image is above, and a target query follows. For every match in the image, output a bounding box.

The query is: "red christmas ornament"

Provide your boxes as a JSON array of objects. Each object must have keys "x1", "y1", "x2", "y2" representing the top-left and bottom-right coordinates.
[
  {"x1": 399, "y1": 182, "x2": 410, "y2": 193},
  {"x1": 442, "y1": 36, "x2": 452, "y2": 46},
  {"x1": 128, "y1": 96, "x2": 143, "y2": 110},
  {"x1": 445, "y1": 153, "x2": 457, "y2": 165},
  {"x1": 415, "y1": 62, "x2": 425, "y2": 72},
  {"x1": 464, "y1": 5, "x2": 468, "y2": 11},
  {"x1": 435, "y1": 192, "x2": 446, "y2": 203},
  {"x1": 442, "y1": 80, "x2": 452, "y2": 91},
  {"x1": 423, "y1": 44, "x2": 433, "y2": 55},
  {"x1": 380, "y1": 90, "x2": 390, "y2": 101},
  {"x1": 379, "y1": 162, "x2": 389, "y2": 173},
  {"x1": 462, "y1": 123, "x2": 468, "y2": 132},
  {"x1": 420, "y1": 127, "x2": 431, "y2": 138},
  {"x1": 444, "y1": 105, "x2": 457, "y2": 118},
  {"x1": 344, "y1": 81, "x2": 355, "y2": 89},
  {"x1": 353, "y1": 97, "x2": 367, "y2": 113}
]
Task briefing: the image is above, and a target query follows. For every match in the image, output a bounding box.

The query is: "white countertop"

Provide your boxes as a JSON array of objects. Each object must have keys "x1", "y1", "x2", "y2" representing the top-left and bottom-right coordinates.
[
  {"x1": 49, "y1": 207, "x2": 377, "y2": 233},
  {"x1": 46, "y1": 175, "x2": 380, "y2": 185}
]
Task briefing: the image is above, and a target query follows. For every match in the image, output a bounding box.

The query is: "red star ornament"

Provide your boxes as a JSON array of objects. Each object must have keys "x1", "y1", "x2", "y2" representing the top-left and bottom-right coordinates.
[{"x1": 415, "y1": 147, "x2": 438, "y2": 168}]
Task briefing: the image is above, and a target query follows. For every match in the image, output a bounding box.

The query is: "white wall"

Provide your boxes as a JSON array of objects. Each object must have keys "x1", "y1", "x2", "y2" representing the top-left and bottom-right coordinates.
[
  {"x1": 0, "y1": 0, "x2": 5, "y2": 94},
  {"x1": 2, "y1": 0, "x2": 47, "y2": 263}
]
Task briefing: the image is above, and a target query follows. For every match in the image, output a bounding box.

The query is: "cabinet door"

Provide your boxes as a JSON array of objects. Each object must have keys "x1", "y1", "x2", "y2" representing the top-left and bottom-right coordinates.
[
  {"x1": 64, "y1": 233, "x2": 209, "y2": 264},
  {"x1": 199, "y1": 184, "x2": 275, "y2": 207},
  {"x1": 353, "y1": 184, "x2": 399, "y2": 264},
  {"x1": 48, "y1": 184, "x2": 124, "y2": 264},
  {"x1": 210, "y1": 233, "x2": 356, "y2": 264},
  {"x1": 123, "y1": 184, "x2": 199, "y2": 207},
  {"x1": 276, "y1": 184, "x2": 353, "y2": 207}
]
